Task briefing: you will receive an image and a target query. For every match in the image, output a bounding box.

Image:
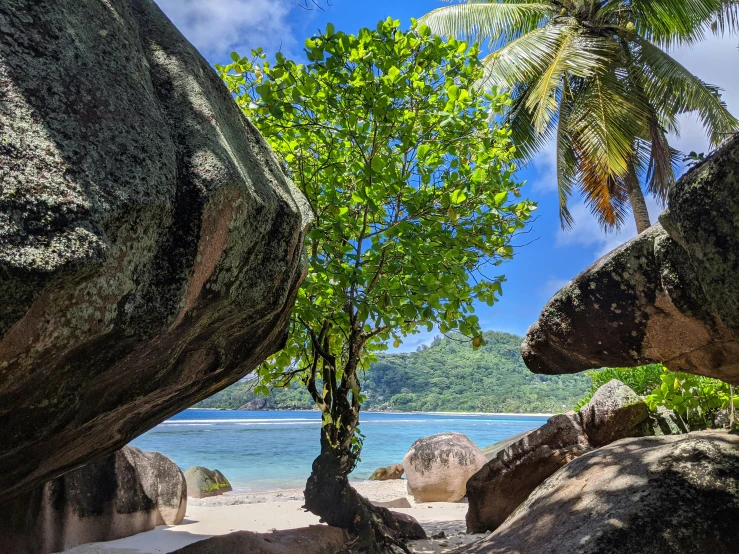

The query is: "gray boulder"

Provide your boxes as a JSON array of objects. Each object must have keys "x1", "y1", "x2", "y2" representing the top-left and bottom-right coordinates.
[
  {"x1": 521, "y1": 135, "x2": 739, "y2": 383},
  {"x1": 0, "y1": 0, "x2": 310, "y2": 499},
  {"x1": 239, "y1": 398, "x2": 270, "y2": 410},
  {"x1": 467, "y1": 380, "x2": 680, "y2": 532},
  {"x1": 466, "y1": 412, "x2": 590, "y2": 533},
  {"x1": 403, "y1": 433, "x2": 486, "y2": 503},
  {"x1": 457, "y1": 431, "x2": 739, "y2": 554},
  {"x1": 369, "y1": 463, "x2": 404, "y2": 481},
  {"x1": 481, "y1": 430, "x2": 533, "y2": 461},
  {"x1": 184, "y1": 466, "x2": 232, "y2": 498},
  {"x1": 640, "y1": 405, "x2": 688, "y2": 436},
  {"x1": 0, "y1": 446, "x2": 186, "y2": 554},
  {"x1": 579, "y1": 379, "x2": 649, "y2": 446}
]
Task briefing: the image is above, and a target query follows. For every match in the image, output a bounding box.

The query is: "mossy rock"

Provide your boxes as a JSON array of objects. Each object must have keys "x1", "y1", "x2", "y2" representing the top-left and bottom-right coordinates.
[
  {"x1": 0, "y1": 0, "x2": 310, "y2": 501},
  {"x1": 184, "y1": 466, "x2": 232, "y2": 498}
]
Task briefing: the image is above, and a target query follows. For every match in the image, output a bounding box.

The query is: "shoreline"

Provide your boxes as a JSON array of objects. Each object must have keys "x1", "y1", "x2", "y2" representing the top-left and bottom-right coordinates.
[
  {"x1": 187, "y1": 407, "x2": 553, "y2": 417},
  {"x1": 65, "y1": 480, "x2": 483, "y2": 554}
]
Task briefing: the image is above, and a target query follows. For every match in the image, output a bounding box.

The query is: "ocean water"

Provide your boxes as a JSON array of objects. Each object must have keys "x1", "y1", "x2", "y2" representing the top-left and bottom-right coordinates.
[{"x1": 129, "y1": 409, "x2": 547, "y2": 492}]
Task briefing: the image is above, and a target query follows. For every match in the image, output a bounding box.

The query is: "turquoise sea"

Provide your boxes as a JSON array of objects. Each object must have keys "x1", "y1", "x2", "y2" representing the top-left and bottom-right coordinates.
[{"x1": 129, "y1": 409, "x2": 547, "y2": 492}]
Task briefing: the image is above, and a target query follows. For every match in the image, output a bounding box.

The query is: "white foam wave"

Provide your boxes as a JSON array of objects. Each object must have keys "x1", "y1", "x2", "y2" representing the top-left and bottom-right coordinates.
[{"x1": 161, "y1": 418, "x2": 319, "y2": 424}]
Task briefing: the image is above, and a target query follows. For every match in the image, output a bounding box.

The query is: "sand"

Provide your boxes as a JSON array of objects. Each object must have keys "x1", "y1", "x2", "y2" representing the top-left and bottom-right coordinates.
[{"x1": 63, "y1": 480, "x2": 486, "y2": 554}]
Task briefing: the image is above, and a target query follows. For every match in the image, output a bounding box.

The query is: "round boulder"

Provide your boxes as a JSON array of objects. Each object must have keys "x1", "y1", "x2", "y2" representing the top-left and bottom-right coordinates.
[
  {"x1": 403, "y1": 433, "x2": 485, "y2": 502},
  {"x1": 184, "y1": 466, "x2": 233, "y2": 498},
  {"x1": 369, "y1": 463, "x2": 404, "y2": 481},
  {"x1": 141, "y1": 451, "x2": 188, "y2": 525},
  {"x1": 456, "y1": 431, "x2": 739, "y2": 554},
  {"x1": 579, "y1": 379, "x2": 649, "y2": 446}
]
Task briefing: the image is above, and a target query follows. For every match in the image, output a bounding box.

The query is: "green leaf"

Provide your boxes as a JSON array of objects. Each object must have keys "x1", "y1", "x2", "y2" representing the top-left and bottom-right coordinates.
[
  {"x1": 371, "y1": 156, "x2": 385, "y2": 172},
  {"x1": 450, "y1": 189, "x2": 467, "y2": 205}
]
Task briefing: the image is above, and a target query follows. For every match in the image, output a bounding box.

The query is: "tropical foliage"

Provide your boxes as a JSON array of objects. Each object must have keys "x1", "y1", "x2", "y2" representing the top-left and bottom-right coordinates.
[
  {"x1": 195, "y1": 331, "x2": 592, "y2": 413},
  {"x1": 422, "y1": 0, "x2": 739, "y2": 232},
  {"x1": 575, "y1": 363, "x2": 739, "y2": 429},
  {"x1": 217, "y1": 19, "x2": 534, "y2": 550}
]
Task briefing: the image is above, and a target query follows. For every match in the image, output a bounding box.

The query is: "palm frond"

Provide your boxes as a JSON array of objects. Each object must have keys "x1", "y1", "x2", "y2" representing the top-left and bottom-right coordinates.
[
  {"x1": 479, "y1": 22, "x2": 574, "y2": 90},
  {"x1": 505, "y1": 82, "x2": 559, "y2": 161},
  {"x1": 420, "y1": 1, "x2": 556, "y2": 48},
  {"x1": 711, "y1": 0, "x2": 739, "y2": 34},
  {"x1": 556, "y1": 84, "x2": 577, "y2": 229},
  {"x1": 526, "y1": 31, "x2": 620, "y2": 134},
  {"x1": 568, "y1": 68, "x2": 649, "y2": 181},
  {"x1": 629, "y1": 0, "x2": 739, "y2": 46},
  {"x1": 633, "y1": 38, "x2": 739, "y2": 145},
  {"x1": 575, "y1": 155, "x2": 631, "y2": 230},
  {"x1": 644, "y1": 121, "x2": 676, "y2": 201}
]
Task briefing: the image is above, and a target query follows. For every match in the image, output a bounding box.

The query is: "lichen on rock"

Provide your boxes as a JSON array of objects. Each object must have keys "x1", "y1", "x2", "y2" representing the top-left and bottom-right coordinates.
[{"x1": 0, "y1": 0, "x2": 311, "y2": 501}]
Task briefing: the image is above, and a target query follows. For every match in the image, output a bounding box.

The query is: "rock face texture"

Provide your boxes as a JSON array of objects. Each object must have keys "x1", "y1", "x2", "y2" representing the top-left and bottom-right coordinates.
[
  {"x1": 369, "y1": 463, "x2": 405, "y2": 481},
  {"x1": 521, "y1": 135, "x2": 739, "y2": 383},
  {"x1": 466, "y1": 412, "x2": 591, "y2": 533},
  {"x1": 466, "y1": 379, "x2": 683, "y2": 532},
  {"x1": 172, "y1": 526, "x2": 350, "y2": 554},
  {"x1": 403, "y1": 433, "x2": 486, "y2": 503},
  {"x1": 481, "y1": 430, "x2": 533, "y2": 461},
  {"x1": 184, "y1": 466, "x2": 233, "y2": 498},
  {"x1": 0, "y1": 0, "x2": 310, "y2": 500},
  {"x1": 579, "y1": 379, "x2": 649, "y2": 446},
  {"x1": 0, "y1": 446, "x2": 187, "y2": 554},
  {"x1": 457, "y1": 431, "x2": 739, "y2": 554}
]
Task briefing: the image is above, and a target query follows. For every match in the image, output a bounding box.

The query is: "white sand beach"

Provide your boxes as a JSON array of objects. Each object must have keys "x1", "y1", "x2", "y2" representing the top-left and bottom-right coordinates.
[{"x1": 64, "y1": 480, "x2": 486, "y2": 554}]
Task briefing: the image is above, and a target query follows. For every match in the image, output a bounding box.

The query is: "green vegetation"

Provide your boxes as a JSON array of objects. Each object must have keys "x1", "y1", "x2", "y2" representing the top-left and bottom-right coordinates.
[
  {"x1": 197, "y1": 331, "x2": 590, "y2": 413},
  {"x1": 575, "y1": 364, "x2": 739, "y2": 429},
  {"x1": 421, "y1": 0, "x2": 739, "y2": 233},
  {"x1": 573, "y1": 363, "x2": 664, "y2": 410},
  {"x1": 218, "y1": 19, "x2": 534, "y2": 550}
]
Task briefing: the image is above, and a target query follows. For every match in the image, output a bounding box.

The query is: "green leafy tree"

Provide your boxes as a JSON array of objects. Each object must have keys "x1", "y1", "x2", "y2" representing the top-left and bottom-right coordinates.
[
  {"x1": 218, "y1": 18, "x2": 534, "y2": 551},
  {"x1": 422, "y1": 0, "x2": 739, "y2": 233}
]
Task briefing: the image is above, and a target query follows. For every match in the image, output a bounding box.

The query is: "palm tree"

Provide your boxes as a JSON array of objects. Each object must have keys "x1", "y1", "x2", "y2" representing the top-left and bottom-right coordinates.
[{"x1": 421, "y1": 0, "x2": 739, "y2": 233}]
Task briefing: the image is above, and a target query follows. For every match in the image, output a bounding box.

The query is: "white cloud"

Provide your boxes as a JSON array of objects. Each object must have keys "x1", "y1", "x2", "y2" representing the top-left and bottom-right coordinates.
[
  {"x1": 528, "y1": 139, "x2": 558, "y2": 194},
  {"x1": 157, "y1": 0, "x2": 295, "y2": 60},
  {"x1": 556, "y1": 195, "x2": 663, "y2": 259}
]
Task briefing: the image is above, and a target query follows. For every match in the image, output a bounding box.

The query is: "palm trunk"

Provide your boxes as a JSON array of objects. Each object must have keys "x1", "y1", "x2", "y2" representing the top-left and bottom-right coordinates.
[{"x1": 626, "y1": 179, "x2": 651, "y2": 234}]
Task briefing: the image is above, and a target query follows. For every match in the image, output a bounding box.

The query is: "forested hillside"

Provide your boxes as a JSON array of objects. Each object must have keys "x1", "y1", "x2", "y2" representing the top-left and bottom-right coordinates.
[{"x1": 195, "y1": 331, "x2": 590, "y2": 413}]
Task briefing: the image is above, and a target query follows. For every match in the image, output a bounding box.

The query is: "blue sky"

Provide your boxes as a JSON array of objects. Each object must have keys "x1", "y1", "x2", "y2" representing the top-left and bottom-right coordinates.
[{"x1": 157, "y1": 0, "x2": 739, "y2": 351}]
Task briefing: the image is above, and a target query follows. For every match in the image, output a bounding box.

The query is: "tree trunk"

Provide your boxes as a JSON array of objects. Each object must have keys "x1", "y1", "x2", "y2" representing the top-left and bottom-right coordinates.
[
  {"x1": 626, "y1": 180, "x2": 651, "y2": 234},
  {"x1": 304, "y1": 425, "x2": 426, "y2": 553}
]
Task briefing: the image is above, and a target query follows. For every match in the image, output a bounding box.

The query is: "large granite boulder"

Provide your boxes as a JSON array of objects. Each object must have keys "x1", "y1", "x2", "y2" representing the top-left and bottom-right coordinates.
[
  {"x1": 0, "y1": 0, "x2": 310, "y2": 500},
  {"x1": 403, "y1": 433, "x2": 486, "y2": 503},
  {"x1": 0, "y1": 446, "x2": 187, "y2": 554},
  {"x1": 172, "y1": 526, "x2": 349, "y2": 554},
  {"x1": 457, "y1": 431, "x2": 739, "y2": 554},
  {"x1": 521, "y1": 136, "x2": 739, "y2": 383},
  {"x1": 467, "y1": 379, "x2": 672, "y2": 532},
  {"x1": 579, "y1": 379, "x2": 649, "y2": 446},
  {"x1": 466, "y1": 412, "x2": 590, "y2": 533},
  {"x1": 184, "y1": 466, "x2": 232, "y2": 498}
]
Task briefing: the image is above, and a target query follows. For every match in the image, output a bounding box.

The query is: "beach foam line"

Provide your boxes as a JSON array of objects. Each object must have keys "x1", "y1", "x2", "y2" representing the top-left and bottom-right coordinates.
[{"x1": 161, "y1": 418, "x2": 319, "y2": 424}]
